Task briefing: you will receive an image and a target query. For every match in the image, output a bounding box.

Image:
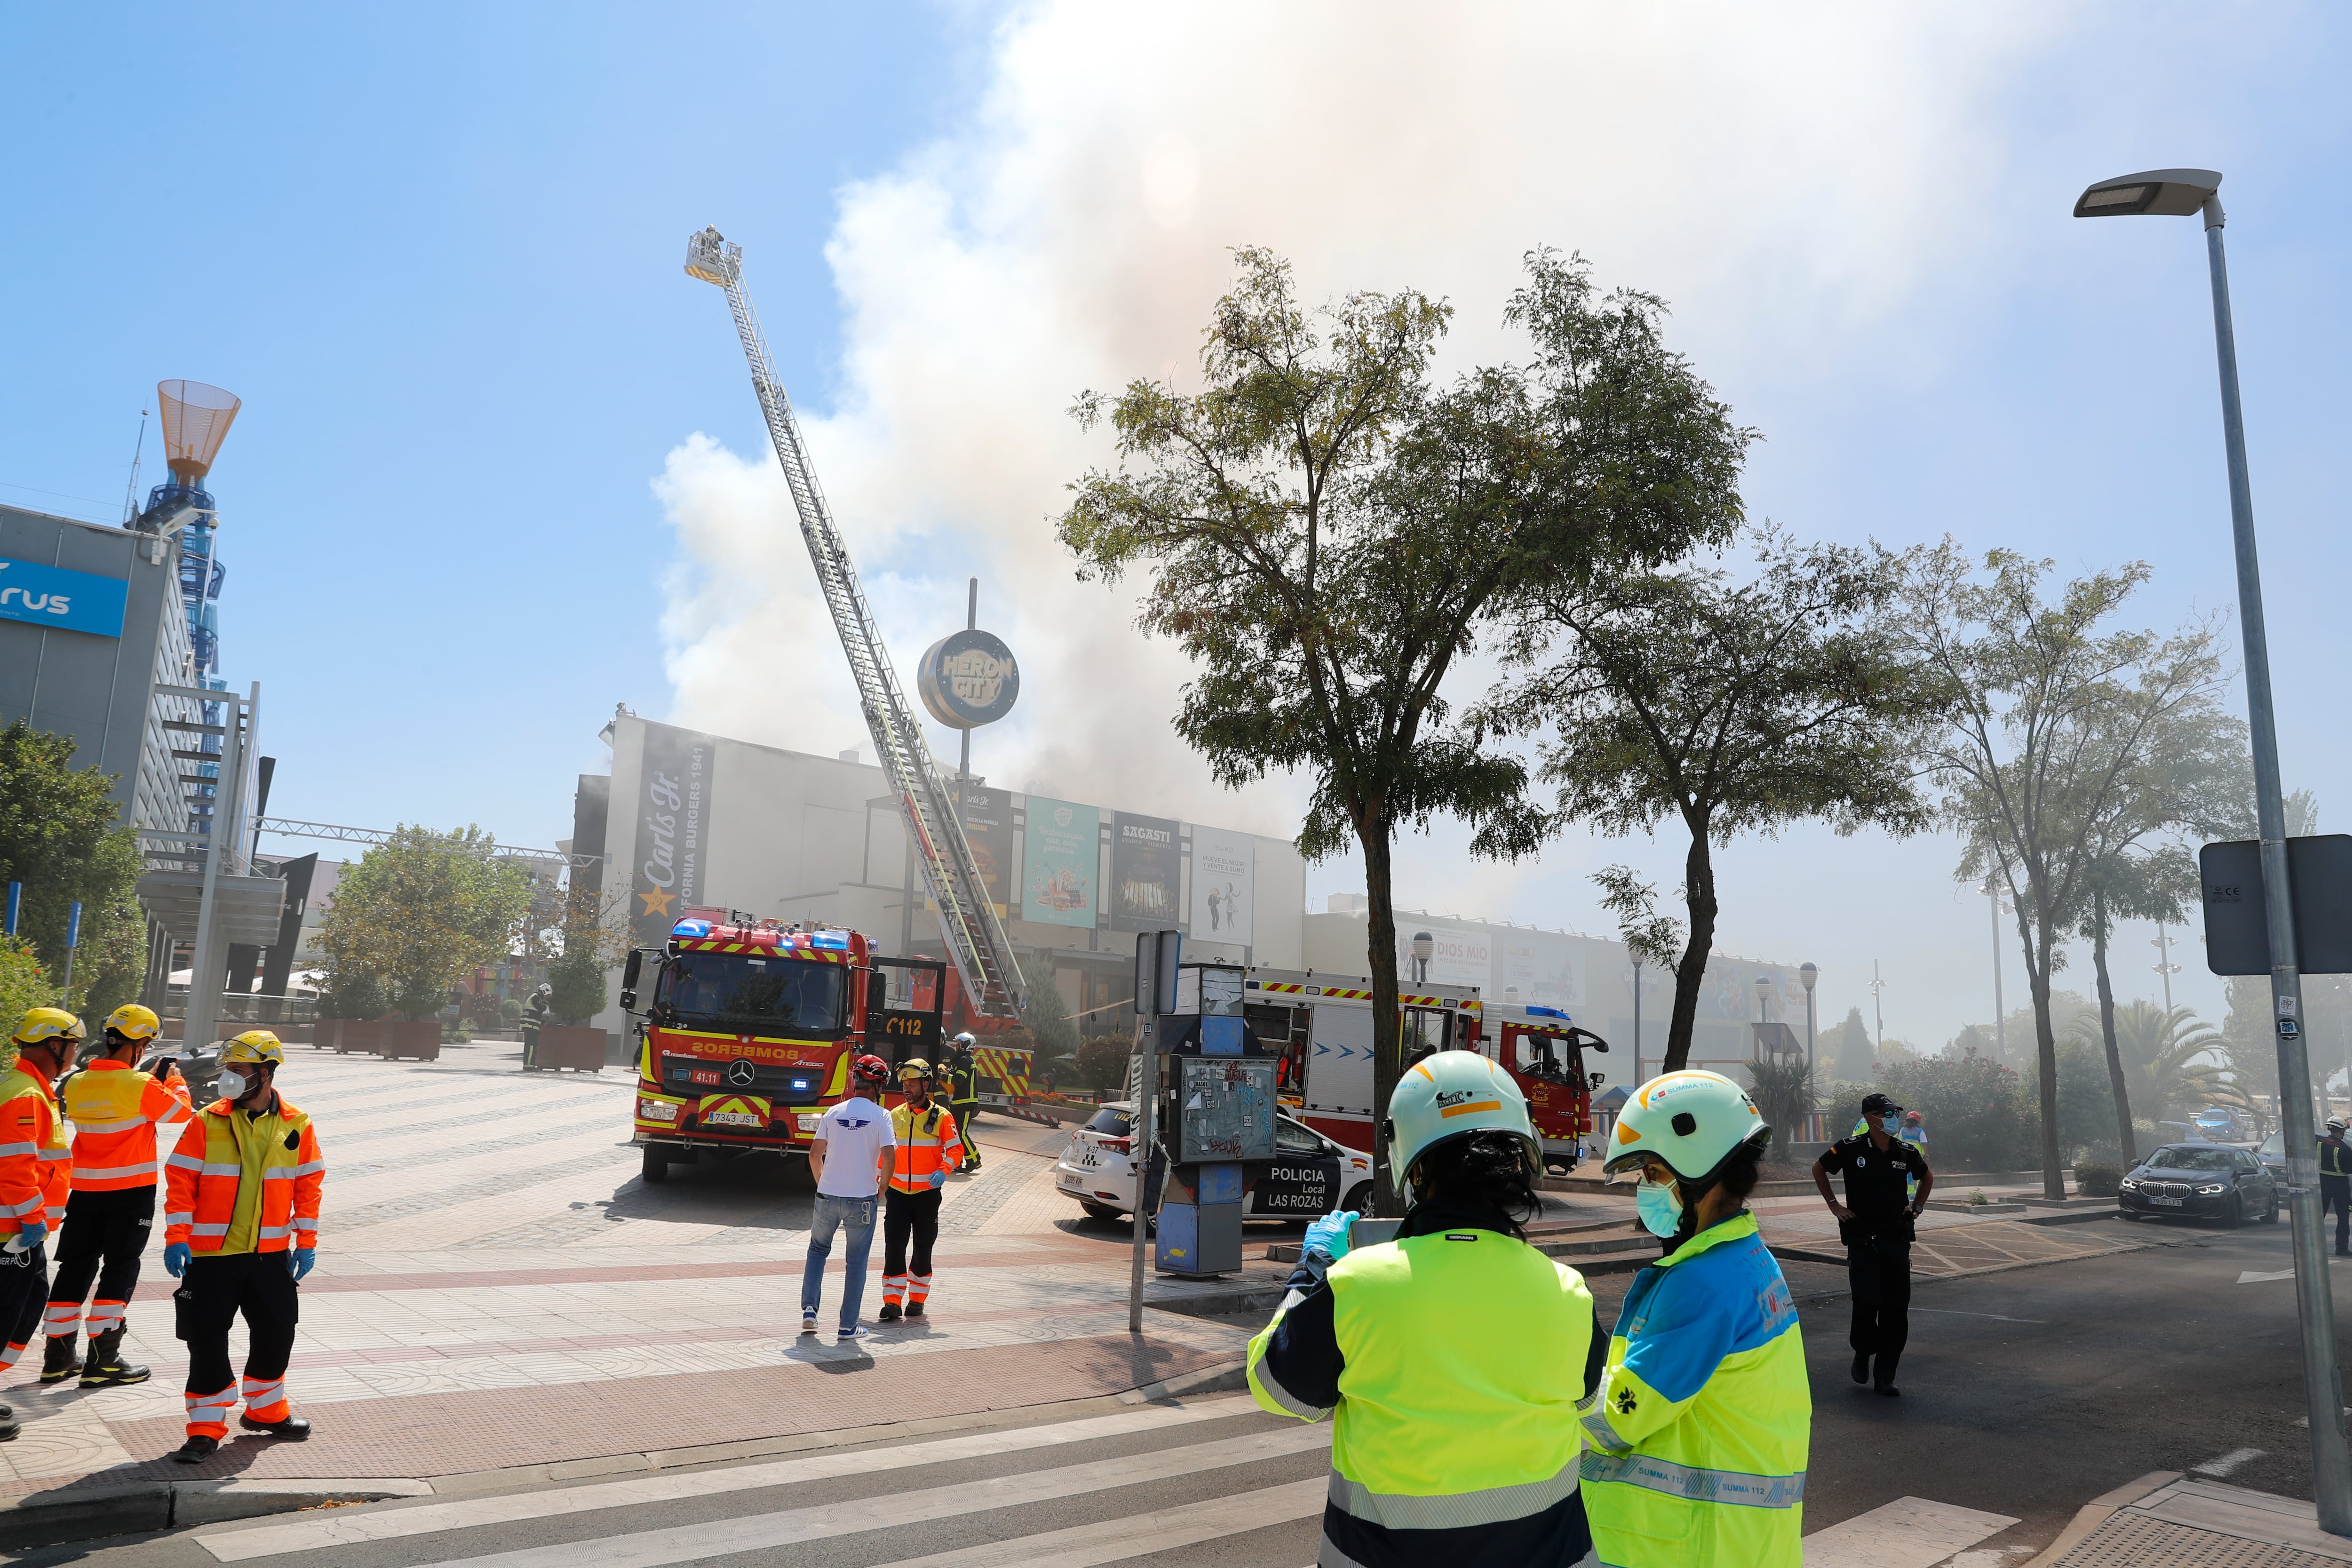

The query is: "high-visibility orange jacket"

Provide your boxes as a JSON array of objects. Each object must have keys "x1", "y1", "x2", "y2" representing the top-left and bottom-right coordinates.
[
  {"x1": 0, "y1": 1063, "x2": 67, "y2": 1233},
  {"x1": 164, "y1": 1096, "x2": 323, "y2": 1256},
  {"x1": 888, "y1": 1100, "x2": 965, "y2": 1194},
  {"x1": 62, "y1": 1061, "x2": 193, "y2": 1191}
]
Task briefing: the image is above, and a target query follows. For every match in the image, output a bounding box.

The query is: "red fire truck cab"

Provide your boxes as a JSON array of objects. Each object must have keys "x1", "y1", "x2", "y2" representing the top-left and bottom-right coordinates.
[
  {"x1": 1475, "y1": 1003, "x2": 1609, "y2": 1169},
  {"x1": 622, "y1": 910, "x2": 1020, "y2": 1183}
]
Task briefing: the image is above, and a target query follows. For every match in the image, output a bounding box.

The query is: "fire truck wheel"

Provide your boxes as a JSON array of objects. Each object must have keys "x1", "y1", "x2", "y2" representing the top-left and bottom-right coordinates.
[
  {"x1": 642, "y1": 1146, "x2": 671, "y2": 1185},
  {"x1": 1342, "y1": 1182, "x2": 1373, "y2": 1215}
]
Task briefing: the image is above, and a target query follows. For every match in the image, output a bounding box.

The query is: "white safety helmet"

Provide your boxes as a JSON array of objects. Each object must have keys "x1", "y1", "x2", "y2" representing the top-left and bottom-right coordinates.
[
  {"x1": 1384, "y1": 1051, "x2": 1540, "y2": 1186},
  {"x1": 1604, "y1": 1070, "x2": 1769, "y2": 1186},
  {"x1": 951, "y1": 1032, "x2": 976, "y2": 1050},
  {"x1": 2329, "y1": 1117, "x2": 2347, "y2": 1134}
]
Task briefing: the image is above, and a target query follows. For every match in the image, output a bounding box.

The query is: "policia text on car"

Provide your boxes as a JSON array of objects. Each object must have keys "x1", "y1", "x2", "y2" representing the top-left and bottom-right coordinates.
[
  {"x1": 163, "y1": 1031, "x2": 326, "y2": 1463},
  {"x1": 1812, "y1": 1090, "x2": 1932, "y2": 1396}
]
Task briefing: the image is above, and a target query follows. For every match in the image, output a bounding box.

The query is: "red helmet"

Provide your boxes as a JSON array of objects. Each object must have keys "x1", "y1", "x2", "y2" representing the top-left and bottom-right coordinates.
[{"x1": 851, "y1": 1053, "x2": 891, "y2": 1083}]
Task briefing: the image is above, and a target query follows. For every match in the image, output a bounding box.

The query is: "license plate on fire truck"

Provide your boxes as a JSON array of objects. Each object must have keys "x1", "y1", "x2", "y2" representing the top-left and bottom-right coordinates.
[{"x1": 697, "y1": 1094, "x2": 771, "y2": 1130}]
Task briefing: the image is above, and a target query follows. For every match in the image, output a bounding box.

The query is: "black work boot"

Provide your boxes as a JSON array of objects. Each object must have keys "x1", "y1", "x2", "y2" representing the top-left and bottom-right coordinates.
[
  {"x1": 39, "y1": 1334, "x2": 79, "y2": 1385},
  {"x1": 877, "y1": 1303, "x2": 902, "y2": 1322},
  {"x1": 239, "y1": 1411, "x2": 310, "y2": 1439},
  {"x1": 1850, "y1": 1351, "x2": 1870, "y2": 1385},
  {"x1": 171, "y1": 1435, "x2": 219, "y2": 1463},
  {"x1": 79, "y1": 1328, "x2": 151, "y2": 1388},
  {"x1": 906, "y1": 1301, "x2": 925, "y2": 1319}
]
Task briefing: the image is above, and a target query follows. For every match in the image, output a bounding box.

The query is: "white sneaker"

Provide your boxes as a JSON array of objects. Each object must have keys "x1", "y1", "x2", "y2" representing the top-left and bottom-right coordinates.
[
  {"x1": 801, "y1": 1314, "x2": 818, "y2": 1335},
  {"x1": 835, "y1": 1326, "x2": 871, "y2": 1345}
]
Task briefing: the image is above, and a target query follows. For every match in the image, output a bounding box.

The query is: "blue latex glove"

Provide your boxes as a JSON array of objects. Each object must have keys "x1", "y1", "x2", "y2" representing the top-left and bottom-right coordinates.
[
  {"x1": 287, "y1": 1248, "x2": 317, "y2": 1281},
  {"x1": 12, "y1": 1221, "x2": 45, "y2": 1254},
  {"x1": 929, "y1": 1168, "x2": 946, "y2": 1189},
  {"x1": 1303, "y1": 1210, "x2": 1358, "y2": 1263},
  {"x1": 164, "y1": 1241, "x2": 191, "y2": 1278}
]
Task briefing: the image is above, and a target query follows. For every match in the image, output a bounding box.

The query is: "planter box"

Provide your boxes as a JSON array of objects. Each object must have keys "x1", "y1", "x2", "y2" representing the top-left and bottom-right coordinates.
[
  {"x1": 381, "y1": 1021, "x2": 440, "y2": 1062},
  {"x1": 311, "y1": 1019, "x2": 342, "y2": 1051},
  {"x1": 534, "y1": 1025, "x2": 605, "y2": 1073},
  {"x1": 334, "y1": 1020, "x2": 381, "y2": 1056}
]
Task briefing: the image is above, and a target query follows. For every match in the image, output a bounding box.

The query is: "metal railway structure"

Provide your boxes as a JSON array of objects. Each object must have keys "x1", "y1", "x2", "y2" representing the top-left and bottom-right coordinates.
[
  {"x1": 254, "y1": 817, "x2": 594, "y2": 867},
  {"x1": 683, "y1": 226, "x2": 1026, "y2": 1021}
]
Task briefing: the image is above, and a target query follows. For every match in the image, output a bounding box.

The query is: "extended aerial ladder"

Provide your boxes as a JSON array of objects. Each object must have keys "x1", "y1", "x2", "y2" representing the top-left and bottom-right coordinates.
[{"x1": 684, "y1": 227, "x2": 1027, "y2": 1019}]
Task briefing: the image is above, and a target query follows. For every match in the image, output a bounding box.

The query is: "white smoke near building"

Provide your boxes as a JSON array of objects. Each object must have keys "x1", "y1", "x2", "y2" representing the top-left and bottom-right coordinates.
[{"x1": 652, "y1": 0, "x2": 2092, "y2": 841}]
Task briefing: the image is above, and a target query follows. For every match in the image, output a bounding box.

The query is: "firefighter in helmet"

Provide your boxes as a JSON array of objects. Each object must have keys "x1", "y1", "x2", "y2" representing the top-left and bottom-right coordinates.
[{"x1": 945, "y1": 1033, "x2": 981, "y2": 1172}]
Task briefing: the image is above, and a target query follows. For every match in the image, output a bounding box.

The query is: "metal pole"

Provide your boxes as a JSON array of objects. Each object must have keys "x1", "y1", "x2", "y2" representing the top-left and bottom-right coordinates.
[
  {"x1": 182, "y1": 688, "x2": 245, "y2": 1059},
  {"x1": 1630, "y1": 962, "x2": 1642, "y2": 1086},
  {"x1": 2201, "y1": 196, "x2": 2351, "y2": 1534},
  {"x1": 959, "y1": 579, "x2": 976, "y2": 781},
  {"x1": 1128, "y1": 934, "x2": 1161, "y2": 1334},
  {"x1": 2154, "y1": 924, "x2": 2177, "y2": 1014},
  {"x1": 58, "y1": 903, "x2": 81, "y2": 1001},
  {"x1": 1805, "y1": 987, "x2": 1817, "y2": 1121}
]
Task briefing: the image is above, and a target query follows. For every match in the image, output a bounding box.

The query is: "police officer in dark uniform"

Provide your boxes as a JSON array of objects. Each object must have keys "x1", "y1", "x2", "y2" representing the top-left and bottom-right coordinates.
[
  {"x1": 1812, "y1": 1091, "x2": 1933, "y2": 1396},
  {"x1": 2320, "y1": 1116, "x2": 2351, "y2": 1257}
]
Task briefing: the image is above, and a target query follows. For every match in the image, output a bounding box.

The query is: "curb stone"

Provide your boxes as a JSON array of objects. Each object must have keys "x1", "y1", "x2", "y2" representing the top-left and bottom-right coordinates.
[{"x1": 0, "y1": 1477, "x2": 430, "y2": 1550}]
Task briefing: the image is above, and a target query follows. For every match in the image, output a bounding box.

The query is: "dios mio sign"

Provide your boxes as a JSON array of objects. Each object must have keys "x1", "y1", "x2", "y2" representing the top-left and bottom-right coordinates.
[{"x1": 917, "y1": 628, "x2": 1019, "y2": 730}]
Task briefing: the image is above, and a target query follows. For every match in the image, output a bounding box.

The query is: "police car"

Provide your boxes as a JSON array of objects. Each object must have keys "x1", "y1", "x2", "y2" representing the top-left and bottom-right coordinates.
[{"x1": 1055, "y1": 1100, "x2": 1376, "y2": 1224}]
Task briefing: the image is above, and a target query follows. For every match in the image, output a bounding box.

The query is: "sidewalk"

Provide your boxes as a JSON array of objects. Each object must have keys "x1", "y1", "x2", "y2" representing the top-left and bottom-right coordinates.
[
  {"x1": 0, "y1": 1043, "x2": 1256, "y2": 1525},
  {"x1": 2028, "y1": 1472, "x2": 2352, "y2": 1566}
]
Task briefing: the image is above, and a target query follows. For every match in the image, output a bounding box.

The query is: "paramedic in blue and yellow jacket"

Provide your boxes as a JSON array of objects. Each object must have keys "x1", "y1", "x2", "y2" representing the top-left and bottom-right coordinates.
[
  {"x1": 1246, "y1": 1052, "x2": 1605, "y2": 1567},
  {"x1": 1581, "y1": 1069, "x2": 1812, "y2": 1567}
]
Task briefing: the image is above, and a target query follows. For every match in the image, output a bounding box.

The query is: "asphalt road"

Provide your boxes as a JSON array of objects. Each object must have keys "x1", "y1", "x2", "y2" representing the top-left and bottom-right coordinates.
[{"x1": 20, "y1": 1213, "x2": 2351, "y2": 1567}]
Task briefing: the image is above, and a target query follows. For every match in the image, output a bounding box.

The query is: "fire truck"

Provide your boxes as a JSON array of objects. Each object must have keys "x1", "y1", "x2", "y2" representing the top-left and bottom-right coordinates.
[
  {"x1": 1245, "y1": 968, "x2": 1606, "y2": 1168},
  {"x1": 621, "y1": 910, "x2": 1030, "y2": 1183}
]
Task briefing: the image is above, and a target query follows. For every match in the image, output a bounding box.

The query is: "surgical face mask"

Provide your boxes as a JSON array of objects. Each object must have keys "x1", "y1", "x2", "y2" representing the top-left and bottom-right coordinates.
[
  {"x1": 1636, "y1": 1177, "x2": 1686, "y2": 1238},
  {"x1": 215, "y1": 1068, "x2": 249, "y2": 1101}
]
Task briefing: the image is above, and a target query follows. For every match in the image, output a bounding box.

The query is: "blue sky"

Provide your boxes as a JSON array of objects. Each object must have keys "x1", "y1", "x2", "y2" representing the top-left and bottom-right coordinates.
[{"x1": 6, "y1": 4, "x2": 2349, "y2": 1050}]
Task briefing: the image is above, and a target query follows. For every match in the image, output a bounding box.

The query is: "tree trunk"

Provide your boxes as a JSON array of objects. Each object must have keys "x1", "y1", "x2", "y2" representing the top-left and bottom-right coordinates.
[
  {"x1": 2091, "y1": 893, "x2": 2135, "y2": 1162},
  {"x1": 1359, "y1": 820, "x2": 1406, "y2": 1218},
  {"x1": 1662, "y1": 823, "x2": 1718, "y2": 1074},
  {"x1": 2027, "y1": 907, "x2": 2064, "y2": 1201}
]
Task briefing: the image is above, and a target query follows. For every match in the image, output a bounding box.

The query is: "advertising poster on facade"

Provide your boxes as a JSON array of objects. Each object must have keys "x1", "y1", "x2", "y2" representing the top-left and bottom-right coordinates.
[
  {"x1": 1497, "y1": 932, "x2": 1587, "y2": 1011},
  {"x1": 1021, "y1": 797, "x2": 1099, "y2": 929},
  {"x1": 630, "y1": 721, "x2": 720, "y2": 948},
  {"x1": 1398, "y1": 923, "x2": 1492, "y2": 992},
  {"x1": 1109, "y1": 812, "x2": 1182, "y2": 931},
  {"x1": 1188, "y1": 828, "x2": 1255, "y2": 945},
  {"x1": 951, "y1": 782, "x2": 1013, "y2": 910}
]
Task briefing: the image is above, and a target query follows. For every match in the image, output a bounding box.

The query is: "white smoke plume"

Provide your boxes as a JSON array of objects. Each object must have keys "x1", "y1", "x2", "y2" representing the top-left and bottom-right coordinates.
[{"x1": 654, "y1": 1, "x2": 2095, "y2": 850}]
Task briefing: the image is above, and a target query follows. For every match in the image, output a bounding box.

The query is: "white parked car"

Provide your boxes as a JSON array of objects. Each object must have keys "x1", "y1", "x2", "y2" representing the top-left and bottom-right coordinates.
[{"x1": 1055, "y1": 1101, "x2": 1376, "y2": 1223}]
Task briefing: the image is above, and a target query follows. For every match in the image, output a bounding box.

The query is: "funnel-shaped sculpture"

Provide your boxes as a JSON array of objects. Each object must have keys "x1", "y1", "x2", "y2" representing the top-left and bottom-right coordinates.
[{"x1": 158, "y1": 380, "x2": 241, "y2": 484}]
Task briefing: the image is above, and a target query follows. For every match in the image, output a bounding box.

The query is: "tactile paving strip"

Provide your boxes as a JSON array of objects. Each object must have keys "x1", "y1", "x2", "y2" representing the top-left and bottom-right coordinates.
[{"x1": 2057, "y1": 1511, "x2": 2337, "y2": 1568}]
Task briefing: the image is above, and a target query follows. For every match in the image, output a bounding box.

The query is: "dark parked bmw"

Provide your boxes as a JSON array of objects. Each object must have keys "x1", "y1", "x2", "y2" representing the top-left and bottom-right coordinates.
[{"x1": 2118, "y1": 1142, "x2": 2280, "y2": 1226}]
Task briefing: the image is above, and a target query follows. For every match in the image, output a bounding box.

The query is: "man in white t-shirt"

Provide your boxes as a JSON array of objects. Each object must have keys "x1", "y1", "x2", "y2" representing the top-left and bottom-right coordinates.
[{"x1": 802, "y1": 1054, "x2": 896, "y2": 1343}]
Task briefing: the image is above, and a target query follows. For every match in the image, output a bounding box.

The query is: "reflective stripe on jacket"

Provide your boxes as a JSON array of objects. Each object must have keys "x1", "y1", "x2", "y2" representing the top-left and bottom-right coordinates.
[
  {"x1": 2321, "y1": 1137, "x2": 2351, "y2": 1180},
  {"x1": 1248, "y1": 1205, "x2": 1602, "y2": 1567},
  {"x1": 163, "y1": 1097, "x2": 323, "y2": 1255},
  {"x1": 1580, "y1": 1211, "x2": 1811, "y2": 1568},
  {"x1": 63, "y1": 1061, "x2": 192, "y2": 1190},
  {"x1": 888, "y1": 1101, "x2": 964, "y2": 1193},
  {"x1": 0, "y1": 1064, "x2": 67, "y2": 1231}
]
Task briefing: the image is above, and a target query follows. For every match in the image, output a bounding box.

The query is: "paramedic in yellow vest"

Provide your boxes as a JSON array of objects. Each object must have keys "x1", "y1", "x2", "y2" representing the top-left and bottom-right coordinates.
[
  {"x1": 162, "y1": 1032, "x2": 324, "y2": 1463},
  {"x1": 1582, "y1": 1070, "x2": 1811, "y2": 1567},
  {"x1": 41, "y1": 1003, "x2": 190, "y2": 1389},
  {"x1": 0, "y1": 1009, "x2": 78, "y2": 1442},
  {"x1": 1248, "y1": 1052, "x2": 1604, "y2": 1566},
  {"x1": 879, "y1": 1059, "x2": 965, "y2": 1321}
]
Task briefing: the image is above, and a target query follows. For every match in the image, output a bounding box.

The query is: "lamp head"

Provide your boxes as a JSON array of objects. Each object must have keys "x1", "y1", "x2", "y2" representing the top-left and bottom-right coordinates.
[
  {"x1": 2073, "y1": 168, "x2": 2222, "y2": 219},
  {"x1": 1798, "y1": 962, "x2": 1818, "y2": 993}
]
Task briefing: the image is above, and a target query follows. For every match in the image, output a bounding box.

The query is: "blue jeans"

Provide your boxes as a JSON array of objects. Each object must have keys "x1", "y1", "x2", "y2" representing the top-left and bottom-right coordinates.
[{"x1": 802, "y1": 1193, "x2": 877, "y2": 1332}]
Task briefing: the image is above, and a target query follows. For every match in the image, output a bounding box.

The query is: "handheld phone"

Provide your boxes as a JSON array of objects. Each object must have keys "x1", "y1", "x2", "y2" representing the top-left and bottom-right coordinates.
[{"x1": 1350, "y1": 1218, "x2": 1403, "y2": 1248}]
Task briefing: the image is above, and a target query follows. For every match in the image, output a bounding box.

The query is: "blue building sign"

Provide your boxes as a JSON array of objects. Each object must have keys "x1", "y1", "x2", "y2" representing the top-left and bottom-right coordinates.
[{"x1": 0, "y1": 557, "x2": 128, "y2": 639}]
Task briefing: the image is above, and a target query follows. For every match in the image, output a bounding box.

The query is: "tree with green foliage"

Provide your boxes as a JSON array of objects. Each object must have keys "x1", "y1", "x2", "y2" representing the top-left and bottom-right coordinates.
[
  {"x1": 1483, "y1": 529, "x2": 1947, "y2": 1073},
  {"x1": 2066, "y1": 1001, "x2": 2227, "y2": 1130},
  {"x1": 1829, "y1": 1007, "x2": 1875, "y2": 1080},
  {"x1": 318, "y1": 826, "x2": 533, "y2": 1020},
  {"x1": 0, "y1": 937, "x2": 54, "y2": 1043},
  {"x1": 546, "y1": 886, "x2": 629, "y2": 1026},
  {"x1": 0, "y1": 720, "x2": 148, "y2": 1024},
  {"x1": 1907, "y1": 544, "x2": 2233, "y2": 1199},
  {"x1": 1059, "y1": 247, "x2": 1751, "y2": 1210},
  {"x1": 1075, "y1": 1036, "x2": 1131, "y2": 1095}
]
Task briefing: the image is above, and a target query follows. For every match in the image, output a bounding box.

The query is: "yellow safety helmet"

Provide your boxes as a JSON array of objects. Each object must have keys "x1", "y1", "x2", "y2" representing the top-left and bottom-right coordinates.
[
  {"x1": 898, "y1": 1058, "x2": 934, "y2": 1082},
  {"x1": 11, "y1": 1007, "x2": 84, "y2": 1049},
  {"x1": 223, "y1": 1030, "x2": 286, "y2": 1067},
  {"x1": 104, "y1": 1003, "x2": 162, "y2": 1043}
]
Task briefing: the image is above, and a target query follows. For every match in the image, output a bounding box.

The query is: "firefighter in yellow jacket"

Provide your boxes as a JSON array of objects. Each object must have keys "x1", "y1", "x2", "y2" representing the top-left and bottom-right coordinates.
[
  {"x1": 0, "y1": 1010, "x2": 78, "y2": 1442},
  {"x1": 162, "y1": 1032, "x2": 324, "y2": 1463}
]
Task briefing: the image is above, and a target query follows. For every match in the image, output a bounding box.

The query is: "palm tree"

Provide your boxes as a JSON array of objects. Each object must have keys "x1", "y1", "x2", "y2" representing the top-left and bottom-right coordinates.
[{"x1": 2068, "y1": 1001, "x2": 2228, "y2": 1127}]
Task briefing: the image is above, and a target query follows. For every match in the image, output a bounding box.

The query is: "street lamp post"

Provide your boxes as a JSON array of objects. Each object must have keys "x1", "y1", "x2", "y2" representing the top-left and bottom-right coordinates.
[
  {"x1": 1982, "y1": 878, "x2": 2010, "y2": 1064},
  {"x1": 2151, "y1": 924, "x2": 2181, "y2": 1013},
  {"x1": 1629, "y1": 961, "x2": 1644, "y2": 1088},
  {"x1": 2075, "y1": 166, "x2": 2349, "y2": 1536},
  {"x1": 1799, "y1": 963, "x2": 1819, "y2": 1137}
]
